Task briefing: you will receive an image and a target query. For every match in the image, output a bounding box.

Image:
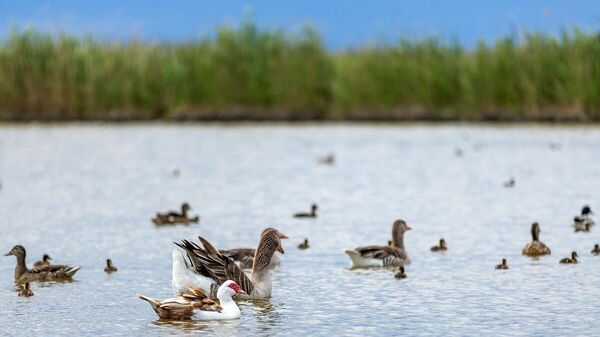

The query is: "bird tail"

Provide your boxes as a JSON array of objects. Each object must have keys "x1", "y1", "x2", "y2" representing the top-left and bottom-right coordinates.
[
  {"x1": 138, "y1": 294, "x2": 161, "y2": 309},
  {"x1": 65, "y1": 266, "x2": 81, "y2": 277}
]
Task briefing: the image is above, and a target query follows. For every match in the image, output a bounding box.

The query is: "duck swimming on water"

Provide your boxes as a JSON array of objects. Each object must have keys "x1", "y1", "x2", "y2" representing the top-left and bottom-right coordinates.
[
  {"x1": 152, "y1": 203, "x2": 200, "y2": 225},
  {"x1": 104, "y1": 259, "x2": 118, "y2": 273},
  {"x1": 33, "y1": 254, "x2": 52, "y2": 268},
  {"x1": 293, "y1": 204, "x2": 318, "y2": 218},
  {"x1": 297, "y1": 239, "x2": 310, "y2": 250},
  {"x1": 4, "y1": 245, "x2": 80, "y2": 283},
  {"x1": 591, "y1": 244, "x2": 600, "y2": 256},
  {"x1": 522, "y1": 222, "x2": 551, "y2": 257},
  {"x1": 394, "y1": 266, "x2": 407, "y2": 279},
  {"x1": 495, "y1": 258, "x2": 509, "y2": 270},
  {"x1": 559, "y1": 251, "x2": 578, "y2": 264},
  {"x1": 430, "y1": 239, "x2": 447, "y2": 252}
]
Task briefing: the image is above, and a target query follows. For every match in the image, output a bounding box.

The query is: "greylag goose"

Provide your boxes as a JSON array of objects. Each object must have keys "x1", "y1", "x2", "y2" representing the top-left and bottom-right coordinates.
[
  {"x1": 4, "y1": 245, "x2": 80, "y2": 283},
  {"x1": 495, "y1": 258, "x2": 509, "y2": 270},
  {"x1": 140, "y1": 281, "x2": 244, "y2": 320},
  {"x1": 219, "y1": 227, "x2": 288, "y2": 269},
  {"x1": 297, "y1": 239, "x2": 310, "y2": 250},
  {"x1": 343, "y1": 219, "x2": 411, "y2": 268},
  {"x1": 33, "y1": 254, "x2": 52, "y2": 268},
  {"x1": 293, "y1": 204, "x2": 317, "y2": 218},
  {"x1": 591, "y1": 244, "x2": 600, "y2": 255},
  {"x1": 394, "y1": 266, "x2": 407, "y2": 279},
  {"x1": 152, "y1": 203, "x2": 200, "y2": 225},
  {"x1": 430, "y1": 239, "x2": 447, "y2": 252},
  {"x1": 173, "y1": 230, "x2": 285, "y2": 299},
  {"x1": 559, "y1": 251, "x2": 578, "y2": 264},
  {"x1": 104, "y1": 259, "x2": 118, "y2": 273},
  {"x1": 522, "y1": 223, "x2": 551, "y2": 256}
]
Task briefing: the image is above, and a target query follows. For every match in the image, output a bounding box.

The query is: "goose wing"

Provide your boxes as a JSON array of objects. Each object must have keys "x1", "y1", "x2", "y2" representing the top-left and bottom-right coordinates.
[{"x1": 355, "y1": 245, "x2": 407, "y2": 267}]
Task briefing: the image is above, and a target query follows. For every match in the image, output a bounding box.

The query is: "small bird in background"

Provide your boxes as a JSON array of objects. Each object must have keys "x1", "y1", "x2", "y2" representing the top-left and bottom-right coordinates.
[
  {"x1": 317, "y1": 154, "x2": 335, "y2": 165},
  {"x1": 293, "y1": 204, "x2": 318, "y2": 218},
  {"x1": 387, "y1": 240, "x2": 392, "y2": 247},
  {"x1": 430, "y1": 239, "x2": 448, "y2": 252},
  {"x1": 17, "y1": 283, "x2": 34, "y2": 297},
  {"x1": 172, "y1": 168, "x2": 181, "y2": 177},
  {"x1": 591, "y1": 244, "x2": 600, "y2": 255},
  {"x1": 559, "y1": 251, "x2": 578, "y2": 264},
  {"x1": 297, "y1": 239, "x2": 310, "y2": 250},
  {"x1": 104, "y1": 259, "x2": 118, "y2": 273},
  {"x1": 503, "y1": 177, "x2": 515, "y2": 188},
  {"x1": 454, "y1": 148, "x2": 463, "y2": 157},
  {"x1": 495, "y1": 258, "x2": 509, "y2": 270}
]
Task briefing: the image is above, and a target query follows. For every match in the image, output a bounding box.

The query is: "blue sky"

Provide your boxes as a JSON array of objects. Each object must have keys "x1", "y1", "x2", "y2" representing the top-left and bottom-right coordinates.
[{"x1": 0, "y1": 1, "x2": 599, "y2": 48}]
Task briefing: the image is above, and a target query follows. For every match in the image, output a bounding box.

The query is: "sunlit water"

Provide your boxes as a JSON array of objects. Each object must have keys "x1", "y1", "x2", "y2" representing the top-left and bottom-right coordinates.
[{"x1": 1, "y1": 123, "x2": 599, "y2": 336}]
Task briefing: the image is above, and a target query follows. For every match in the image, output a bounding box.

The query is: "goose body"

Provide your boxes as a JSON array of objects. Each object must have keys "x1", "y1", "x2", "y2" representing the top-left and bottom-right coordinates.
[
  {"x1": 140, "y1": 281, "x2": 244, "y2": 321},
  {"x1": 174, "y1": 229, "x2": 285, "y2": 299},
  {"x1": 4, "y1": 245, "x2": 80, "y2": 283},
  {"x1": 344, "y1": 219, "x2": 411, "y2": 268},
  {"x1": 522, "y1": 223, "x2": 551, "y2": 256}
]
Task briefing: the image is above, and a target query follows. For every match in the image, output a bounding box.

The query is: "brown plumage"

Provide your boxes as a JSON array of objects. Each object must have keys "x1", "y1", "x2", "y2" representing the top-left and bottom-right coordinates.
[
  {"x1": 297, "y1": 239, "x2": 310, "y2": 250},
  {"x1": 430, "y1": 239, "x2": 447, "y2": 252},
  {"x1": 394, "y1": 266, "x2": 407, "y2": 279},
  {"x1": 495, "y1": 258, "x2": 509, "y2": 270},
  {"x1": 17, "y1": 283, "x2": 34, "y2": 297},
  {"x1": 522, "y1": 223, "x2": 551, "y2": 256},
  {"x1": 139, "y1": 287, "x2": 221, "y2": 320},
  {"x1": 4, "y1": 245, "x2": 80, "y2": 283},
  {"x1": 219, "y1": 228, "x2": 288, "y2": 269},
  {"x1": 152, "y1": 203, "x2": 200, "y2": 225},
  {"x1": 104, "y1": 259, "x2": 118, "y2": 273},
  {"x1": 33, "y1": 254, "x2": 52, "y2": 268},
  {"x1": 559, "y1": 251, "x2": 578, "y2": 264},
  {"x1": 293, "y1": 204, "x2": 318, "y2": 218},
  {"x1": 591, "y1": 244, "x2": 600, "y2": 255}
]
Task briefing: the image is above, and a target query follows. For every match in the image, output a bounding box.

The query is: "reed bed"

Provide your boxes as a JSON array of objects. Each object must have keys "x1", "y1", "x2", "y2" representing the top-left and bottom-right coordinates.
[{"x1": 0, "y1": 24, "x2": 599, "y2": 121}]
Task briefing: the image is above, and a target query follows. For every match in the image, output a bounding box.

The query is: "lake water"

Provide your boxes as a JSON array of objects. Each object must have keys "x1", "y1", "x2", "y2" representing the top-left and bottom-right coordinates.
[{"x1": 1, "y1": 123, "x2": 599, "y2": 336}]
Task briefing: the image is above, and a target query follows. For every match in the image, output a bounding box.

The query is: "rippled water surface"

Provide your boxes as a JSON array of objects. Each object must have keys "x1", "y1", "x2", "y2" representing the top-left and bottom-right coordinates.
[{"x1": 1, "y1": 123, "x2": 600, "y2": 336}]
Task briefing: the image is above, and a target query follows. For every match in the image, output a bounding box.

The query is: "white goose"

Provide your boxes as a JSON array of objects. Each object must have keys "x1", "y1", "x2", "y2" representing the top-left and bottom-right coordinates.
[
  {"x1": 139, "y1": 280, "x2": 244, "y2": 320},
  {"x1": 173, "y1": 229, "x2": 285, "y2": 299},
  {"x1": 344, "y1": 219, "x2": 411, "y2": 268}
]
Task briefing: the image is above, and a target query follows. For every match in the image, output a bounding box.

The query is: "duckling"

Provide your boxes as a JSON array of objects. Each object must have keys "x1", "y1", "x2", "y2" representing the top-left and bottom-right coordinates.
[
  {"x1": 503, "y1": 177, "x2": 515, "y2": 188},
  {"x1": 495, "y1": 258, "x2": 509, "y2": 270},
  {"x1": 317, "y1": 154, "x2": 335, "y2": 165},
  {"x1": 394, "y1": 266, "x2": 407, "y2": 279},
  {"x1": 104, "y1": 259, "x2": 118, "y2": 273},
  {"x1": 297, "y1": 239, "x2": 310, "y2": 250},
  {"x1": 559, "y1": 251, "x2": 578, "y2": 264},
  {"x1": 17, "y1": 283, "x2": 33, "y2": 297},
  {"x1": 430, "y1": 238, "x2": 447, "y2": 252},
  {"x1": 591, "y1": 244, "x2": 600, "y2": 256},
  {"x1": 4, "y1": 245, "x2": 80, "y2": 283},
  {"x1": 33, "y1": 254, "x2": 52, "y2": 268},
  {"x1": 454, "y1": 148, "x2": 463, "y2": 157},
  {"x1": 293, "y1": 204, "x2": 318, "y2": 218}
]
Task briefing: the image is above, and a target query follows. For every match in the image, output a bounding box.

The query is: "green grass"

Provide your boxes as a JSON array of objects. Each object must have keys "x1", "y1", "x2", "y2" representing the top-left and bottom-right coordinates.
[{"x1": 1, "y1": 24, "x2": 599, "y2": 121}]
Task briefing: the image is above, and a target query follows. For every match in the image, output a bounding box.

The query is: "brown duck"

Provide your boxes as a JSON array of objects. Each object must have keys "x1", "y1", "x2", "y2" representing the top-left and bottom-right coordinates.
[
  {"x1": 522, "y1": 222, "x2": 551, "y2": 256},
  {"x1": 430, "y1": 239, "x2": 447, "y2": 252},
  {"x1": 591, "y1": 244, "x2": 600, "y2": 255},
  {"x1": 293, "y1": 204, "x2": 318, "y2": 218},
  {"x1": 104, "y1": 259, "x2": 118, "y2": 273},
  {"x1": 4, "y1": 245, "x2": 80, "y2": 283},
  {"x1": 559, "y1": 251, "x2": 578, "y2": 264},
  {"x1": 33, "y1": 254, "x2": 52, "y2": 268},
  {"x1": 495, "y1": 258, "x2": 509, "y2": 270},
  {"x1": 152, "y1": 203, "x2": 200, "y2": 225}
]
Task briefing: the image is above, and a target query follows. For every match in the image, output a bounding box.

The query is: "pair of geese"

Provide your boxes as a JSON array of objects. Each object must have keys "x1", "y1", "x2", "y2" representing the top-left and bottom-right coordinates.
[{"x1": 140, "y1": 219, "x2": 412, "y2": 320}]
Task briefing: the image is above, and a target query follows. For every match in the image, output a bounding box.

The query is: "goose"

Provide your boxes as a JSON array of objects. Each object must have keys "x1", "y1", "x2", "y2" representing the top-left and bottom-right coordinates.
[
  {"x1": 559, "y1": 251, "x2": 578, "y2": 264},
  {"x1": 173, "y1": 229, "x2": 285, "y2": 299},
  {"x1": 343, "y1": 219, "x2": 411, "y2": 269},
  {"x1": 522, "y1": 223, "x2": 551, "y2": 256},
  {"x1": 293, "y1": 204, "x2": 317, "y2": 218},
  {"x1": 394, "y1": 266, "x2": 407, "y2": 279},
  {"x1": 297, "y1": 239, "x2": 310, "y2": 250},
  {"x1": 140, "y1": 281, "x2": 245, "y2": 321},
  {"x1": 495, "y1": 258, "x2": 509, "y2": 270},
  {"x1": 591, "y1": 244, "x2": 600, "y2": 255},
  {"x1": 317, "y1": 154, "x2": 335, "y2": 165},
  {"x1": 503, "y1": 177, "x2": 515, "y2": 188},
  {"x1": 219, "y1": 228, "x2": 288, "y2": 269},
  {"x1": 430, "y1": 239, "x2": 447, "y2": 252},
  {"x1": 33, "y1": 254, "x2": 52, "y2": 268},
  {"x1": 104, "y1": 259, "x2": 118, "y2": 273},
  {"x1": 4, "y1": 245, "x2": 80, "y2": 283},
  {"x1": 152, "y1": 203, "x2": 200, "y2": 225}
]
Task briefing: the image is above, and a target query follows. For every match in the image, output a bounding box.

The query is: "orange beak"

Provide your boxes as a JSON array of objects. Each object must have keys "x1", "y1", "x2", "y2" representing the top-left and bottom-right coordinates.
[
  {"x1": 277, "y1": 245, "x2": 285, "y2": 254},
  {"x1": 279, "y1": 232, "x2": 289, "y2": 239},
  {"x1": 406, "y1": 226, "x2": 412, "y2": 230}
]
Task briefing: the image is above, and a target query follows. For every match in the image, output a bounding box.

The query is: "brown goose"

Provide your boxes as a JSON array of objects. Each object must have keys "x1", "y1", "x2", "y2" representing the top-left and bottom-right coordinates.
[
  {"x1": 293, "y1": 204, "x2": 317, "y2": 218},
  {"x1": 343, "y1": 219, "x2": 411, "y2": 268},
  {"x1": 522, "y1": 222, "x2": 551, "y2": 256},
  {"x1": 559, "y1": 251, "x2": 578, "y2": 264},
  {"x1": 219, "y1": 228, "x2": 288, "y2": 269},
  {"x1": 104, "y1": 259, "x2": 118, "y2": 273},
  {"x1": 4, "y1": 245, "x2": 80, "y2": 283},
  {"x1": 33, "y1": 254, "x2": 52, "y2": 268},
  {"x1": 174, "y1": 230, "x2": 285, "y2": 299},
  {"x1": 152, "y1": 203, "x2": 200, "y2": 225}
]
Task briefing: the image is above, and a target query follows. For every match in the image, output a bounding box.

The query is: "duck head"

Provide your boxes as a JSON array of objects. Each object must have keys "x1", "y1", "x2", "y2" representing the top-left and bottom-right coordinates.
[
  {"x1": 218, "y1": 280, "x2": 247, "y2": 298},
  {"x1": 571, "y1": 251, "x2": 578, "y2": 260},
  {"x1": 393, "y1": 219, "x2": 412, "y2": 233},
  {"x1": 4, "y1": 245, "x2": 26, "y2": 258},
  {"x1": 439, "y1": 238, "x2": 447, "y2": 249},
  {"x1": 582, "y1": 205, "x2": 592, "y2": 216},
  {"x1": 311, "y1": 204, "x2": 318, "y2": 213},
  {"x1": 531, "y1": 222, "x2": 541, "y2": 241},
  {"x1": 182, "y1": 203, "x2": 191, "y2": 212},
  {"x1": 42, "y1": 254, "x2": 52, "y2": 263},
  {"x1": 501, "y1": 258, "x2": 507, "y2": 265}
]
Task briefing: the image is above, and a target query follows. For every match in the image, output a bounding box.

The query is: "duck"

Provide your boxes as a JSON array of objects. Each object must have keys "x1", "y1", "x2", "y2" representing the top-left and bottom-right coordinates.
[
  {"x1": 591, "y1": 244, "x2": 600, "y2": 255},
  {"x1": 139, "y1": 281, "x2": 245, "y2": 321},
  {"x1": 293, "y1": 204, "x2": 318, "y2": 218},
  {"x1": 572, "y1": 205, "x2": 595, "y2": 228},
  {"x1": 317, "y1": 154, "x2": 335, "y2": 165},
  {"x1": 503, "y1": 177, "x2": 515, "y2": 188},
  {"x1": 173, "y1": 229, "x2": 285, "y2": 299},
  {"x1": 104, "y1": 259, "x2": 118, "y2": 273},
  {"x1": 495, "y1": 258, "x2": 509, "y2": 270},
  {"x1": 152, "y1": 203, "x2": 200, "y2": 225},
  {"x1": 559, "y1": 251, "x2": 578, "y2": 264},
  {"x1": 394, "y1": 266, "x2": 407, "y2": 279},
  {"x1": 33, "y1": 254, "x2": 52, "y2": 268},
  {"x1": 297, "y1": 239, "x2": 310, "y2": 250},
  {"x1": 522, "y1": 222, "x2": 551, "y2": 256},
  {"x1": 4, "y1": 245, "x2": 80, "y2": 283},
  {"x1": 430, "y1": 239, "x2": 447, "y2": 252},
  {"x1": 343, "y1": 219, "x2": 411, "y2": 269},
  {"x1": 574, "y1": 222, "x2": 591, "y2": 233},
  {"x1": 17, "y1": 283, "x2": 34, "y2": 297},
  {"x1": 387, "y1": 240, "x2": 392, "y2": 247},
  {"x1": 219, "y1": 228, "x2": 288, "y2": 269}
]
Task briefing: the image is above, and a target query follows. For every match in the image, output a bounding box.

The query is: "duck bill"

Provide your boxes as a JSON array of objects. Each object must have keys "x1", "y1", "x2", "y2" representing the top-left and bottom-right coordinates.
[
  {"x1": 277, "y1": 246, "x2": 285, "y2": 254},
  {"x1": 4, "y1": 252, "x2": 12, "y2": 256}
]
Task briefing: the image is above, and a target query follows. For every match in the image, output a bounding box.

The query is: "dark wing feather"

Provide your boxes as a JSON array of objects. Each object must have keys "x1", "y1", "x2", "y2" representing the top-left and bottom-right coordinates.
[{"x1": 356, "y1": 246, "x2": 407, "y2": 261}]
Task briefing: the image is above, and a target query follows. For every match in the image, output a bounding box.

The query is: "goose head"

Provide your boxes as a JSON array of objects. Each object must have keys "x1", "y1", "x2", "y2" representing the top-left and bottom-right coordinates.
[
  {"x1": 262, "y1": 227, "x2": 289, "y2": 239},
  {"x1": 4, "y1": 245, "x2": 26, "y2": 258},
  {"x1": 582, "y1": 205, "x2": 592, "y2": 216},
  {"x1": 218, "y1": 280, "x2": 247, "y2": 299},
  {"x1": 392, "y1": 219, "x2": 412, "y2": 235}
]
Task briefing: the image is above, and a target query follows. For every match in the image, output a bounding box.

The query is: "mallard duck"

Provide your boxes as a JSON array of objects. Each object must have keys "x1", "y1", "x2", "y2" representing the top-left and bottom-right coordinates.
[
  {"x1": 394, "y1": 266, "x2": 407, "y2": 279},
  {"x1": 430, "y1": 238, "x2": 447, "y2": 252},
  {"x1": 293, "y1": 204, "x2": 318, "y2": 218},
  {"x1": 33, "y1": 254, "x2": 52, "y2": 268},
  {"x1": 17, "y1": 283, "x2": 34, "y2": 297},
  {"x1": 522, "y1": 223, "x2": 551, "y2": 256},
  {"x1": 140, "y1": 281, "x2": 245, "y2": 320},
  {"x1": 152, "y1": 203, "x2": 200, "y2": 225},
  {"x1": 317, "y1": 154, "x2": 335, "y2": 165},
  {"x1": 503, "y1": 177, "x2": 515, "y2": 188},
  {"x1": 559, "y1": 251, "x2": 578, "y2": 264},
  {"x1": 4, "y1": 245, "x2": 80, "y2": 283},
  {"x1": 104, "y1": 259, "x2": 118, "y2": 273},
  {"x1": 297, "y1": 239, "x2": 310, "y2": 250},
  {"x1": 219, "y1": 228, "x2": 288, "y2": 269},
  {"x1": 173, "y1": 229, "x2": 285, "y2": 299},
  {"x1": 495, "y1": 258, "x2": 509, "y2": 270},
  {"x1": 573, "y1": 205, "x2": 595, "y2": 228},
  {"x1": 344, "y1": 219, "x2": 411, "y2": 268},
  {"x1": 591, "y1": 244, "x2": 600, "y2": 255}
]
